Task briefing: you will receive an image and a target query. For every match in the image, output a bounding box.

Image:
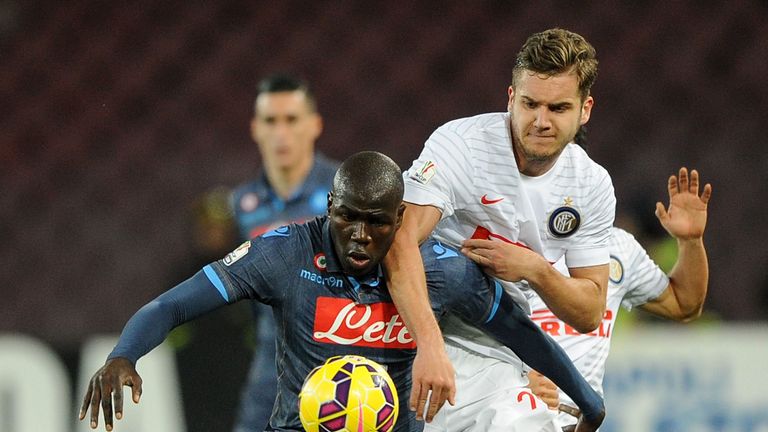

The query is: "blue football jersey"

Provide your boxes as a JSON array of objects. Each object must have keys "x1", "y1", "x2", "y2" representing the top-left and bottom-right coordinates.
[
  {"x1": 232, "y1": 154, "x2": 338, "y2": 240},
  {"x1": 204, "y1": 217, "x2": 496, "y2": 431}
]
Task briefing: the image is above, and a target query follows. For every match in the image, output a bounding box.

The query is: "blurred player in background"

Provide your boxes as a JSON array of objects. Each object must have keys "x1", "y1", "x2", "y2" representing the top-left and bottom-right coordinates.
[
  {"x1": 230, "y1": 75, "x2": 338, "y2": 431},
  {"x1": 527, "y1": 167, "x2": 712, "y2": 427},
  {"x1": 384, "y1": 28, "x2": 615, "y2": 428},
  {"x1": 78, "y1": 152, "x2": 605, "y2": 432}
]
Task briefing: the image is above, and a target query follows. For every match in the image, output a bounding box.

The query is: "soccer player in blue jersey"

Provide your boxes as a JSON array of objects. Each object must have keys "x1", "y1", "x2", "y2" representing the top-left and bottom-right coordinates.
[
  {"x1": 232, "y1": 75, "x2": 337, "y2": 240},
  {"x1": 231, "y1": 75, "x2": 338, "y2": 431},
  {"x1": 79, "y1": 152, "x2": 604, "y2": 432}
]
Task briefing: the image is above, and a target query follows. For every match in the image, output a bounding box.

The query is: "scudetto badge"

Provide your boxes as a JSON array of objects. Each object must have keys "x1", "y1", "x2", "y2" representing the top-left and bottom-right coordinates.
[
  {"x1": 313, "y1": 253, "x2": 327, "y2": 271},
  {"x1": 548, "y1": 206, "x2": 581, "y2": 238}
]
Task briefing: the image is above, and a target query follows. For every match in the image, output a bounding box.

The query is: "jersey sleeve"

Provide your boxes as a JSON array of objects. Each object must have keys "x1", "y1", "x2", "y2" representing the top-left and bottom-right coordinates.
[
  {"x1": 564, "y1": 165, "x2": 616, "y2": 268},
  {"x1": 203, "y1": 227, "x2": 297, "y2": 305},
  {"x1": 403, "y1": 122, "x2": 474, "y2": 220},
  {"x1": 420, "y1": 239, "x2": 495, "y2": 323},
  {"x1": 108, "y1": 270, "x2": 229, "y2": 363},
  {"x1": 612, "y1": 229, "x2": 670, "y2": 310}
]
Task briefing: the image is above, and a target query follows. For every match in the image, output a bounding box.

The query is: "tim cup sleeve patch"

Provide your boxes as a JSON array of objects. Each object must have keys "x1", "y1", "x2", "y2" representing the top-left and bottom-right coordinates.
[
  {"x1": 223, "y1": 241, "x2": 251, "y2": 266},
  {"x1": 409, "y1": 160, "x2": 437, "y2": 184}
]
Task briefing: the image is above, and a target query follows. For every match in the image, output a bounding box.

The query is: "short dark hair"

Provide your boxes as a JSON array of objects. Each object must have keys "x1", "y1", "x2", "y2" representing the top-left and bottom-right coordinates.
[
  {"x1": 254, "y1": 74, "x2": 317, "y2": 113},
  {"x1": 333, "y1": 151, "x2": 403, "y2": 208}
]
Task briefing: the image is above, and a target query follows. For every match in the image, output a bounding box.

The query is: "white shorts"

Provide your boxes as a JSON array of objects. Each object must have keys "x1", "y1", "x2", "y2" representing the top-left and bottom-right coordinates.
[{"x1": 424, "y1": 341, "x2": 562, "y2": 432}]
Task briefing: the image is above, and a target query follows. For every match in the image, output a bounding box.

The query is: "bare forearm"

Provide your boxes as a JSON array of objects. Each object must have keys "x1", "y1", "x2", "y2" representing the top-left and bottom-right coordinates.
[
  {"x1": 527, "y1": 262, "x2": 607, "y2": 333},
  {"x1": 384, "y1": 245, "x2": 444, "y2": 345},
  {"x1": 667, "y1": 237, "x2": 708, "y2": 321},
  {"x1": 460, "y1": 238, "x2": 608, "y2": 332},
  {"x1": 384, "y1": 235, "x2": 444, "y2": 346},
  {"x1": 384, "y1": 203, "x2": 446, "y2": 345},
  {"x1": 384, "y1": 202, "x2": 455, "y2": 419}
]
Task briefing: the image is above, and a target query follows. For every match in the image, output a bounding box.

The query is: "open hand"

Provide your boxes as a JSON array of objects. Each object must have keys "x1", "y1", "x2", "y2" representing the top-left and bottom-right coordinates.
[
  {"x1": 655, "y1": 167, "x2": 712, "y2": 240},
  {"x1": 79, "y1": 357, "x2": 143, "y2": 431}
]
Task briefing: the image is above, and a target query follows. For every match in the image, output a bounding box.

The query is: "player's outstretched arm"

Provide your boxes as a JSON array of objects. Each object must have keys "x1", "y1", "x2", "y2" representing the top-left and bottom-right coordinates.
[
  {"x1": 78, "y1": 270, "x2": 229, "y2": 429},
  {"x1": 641, "y1": 168, "x2": 712, "y2": 321},
  {"x1": 79, "y1": 357, "x2": 142, "y2": 431},
  {"x1": 480, "y1": 289, "x2": 604, "y2": 426},
  {"x1": 384, "y1": 203, "x2": 455, "y2": 422}
]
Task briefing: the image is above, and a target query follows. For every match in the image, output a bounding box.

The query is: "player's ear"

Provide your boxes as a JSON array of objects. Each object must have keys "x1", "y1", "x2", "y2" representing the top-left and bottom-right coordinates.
[
  {"x1": 311, "y1": 114, "x2": 324, "y2": 140},
  {"x1": 249, "y1": 117, "x2": 259, "y2": 141},
  {"x1": 579, "y1": 96, "x2": 594, "y2": 125},
  {"x1": 507, "y1": 86, "x2": 515, "y2": 112},
  {"x1": 327, "y1": 191, "x2": 334, "y2": 215},
  {"x1": 395, "y1": 203, "x2": 405, "y2": 229}
]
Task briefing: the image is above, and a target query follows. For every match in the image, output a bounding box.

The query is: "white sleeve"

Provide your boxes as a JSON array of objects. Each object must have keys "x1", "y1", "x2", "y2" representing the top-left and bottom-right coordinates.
[
  {"x1": 564, "y1": 167, "x2": 616, "y2": 268},
  {"x1": 613, "y1": 229, "x2": 670, "y2": 310},
  {"x1": 403, "y1": 123, "x2": 474, "y2": 220}
]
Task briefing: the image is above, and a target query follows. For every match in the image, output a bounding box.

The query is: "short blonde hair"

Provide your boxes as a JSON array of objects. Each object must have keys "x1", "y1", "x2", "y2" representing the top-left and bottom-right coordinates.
[{"x1": 512, "y1": 28, "x2": 598, "y2": 100}]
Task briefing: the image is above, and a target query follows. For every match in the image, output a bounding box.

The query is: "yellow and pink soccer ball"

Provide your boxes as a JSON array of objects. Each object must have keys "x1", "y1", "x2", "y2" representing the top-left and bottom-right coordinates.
[{"x1": 299, "y1": 355, "x2": 399, "y2": 432}]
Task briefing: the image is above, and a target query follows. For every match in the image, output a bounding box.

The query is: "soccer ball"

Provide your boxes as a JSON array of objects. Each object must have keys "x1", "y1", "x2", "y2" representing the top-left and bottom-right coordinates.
[{"x1": 299, "y1": 355, "x2": 399, "y2": 432}]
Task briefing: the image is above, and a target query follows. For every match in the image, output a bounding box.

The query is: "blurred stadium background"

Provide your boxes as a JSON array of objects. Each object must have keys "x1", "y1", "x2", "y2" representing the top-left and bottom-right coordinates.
[{"x1": 1, "y1": 1, "x2": 767, "y2": 431}]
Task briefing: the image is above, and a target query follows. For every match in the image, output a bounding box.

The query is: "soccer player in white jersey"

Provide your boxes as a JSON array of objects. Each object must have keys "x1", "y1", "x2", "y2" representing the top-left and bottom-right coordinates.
[
  {"x1": 383, "y1": 28, "x2": 613, "y2": 430},
  {"x1": 527, "y1": 167, "x2": 712, "y2": 428}
]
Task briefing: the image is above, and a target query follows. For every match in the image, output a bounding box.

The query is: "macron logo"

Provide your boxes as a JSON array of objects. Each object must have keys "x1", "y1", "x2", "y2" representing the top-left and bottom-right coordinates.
[{"x1": 480, "y1": 194, "x2": 504, "y2": 205}]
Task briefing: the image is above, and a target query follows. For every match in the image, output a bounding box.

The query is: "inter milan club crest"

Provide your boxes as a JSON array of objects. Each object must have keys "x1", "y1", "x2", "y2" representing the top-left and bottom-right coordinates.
[
  {"x1": 609, "y1": 255, "x2": 624, "y2": 284},
  {"x1": 548, "y1": 197, "x2": 581, "y2": 238}
]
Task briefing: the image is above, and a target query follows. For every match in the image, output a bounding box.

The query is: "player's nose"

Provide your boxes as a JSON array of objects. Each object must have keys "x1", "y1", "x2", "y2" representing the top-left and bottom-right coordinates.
[
  {"x1": 350, "y1": 222, "x2": 371, "y2": 243},
  {"x1": 533, "y1": 107, "x2": 552, "y2": 129}
]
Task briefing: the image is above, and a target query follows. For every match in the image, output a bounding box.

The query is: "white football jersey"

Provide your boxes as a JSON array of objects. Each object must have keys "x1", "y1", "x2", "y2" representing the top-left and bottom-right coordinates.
[
  {"x1": 404, "y1": 112, "x2": 616, "y2": 368},
  {"x1": 529, "y1": 227, "x2": 669, "y2": 409}
]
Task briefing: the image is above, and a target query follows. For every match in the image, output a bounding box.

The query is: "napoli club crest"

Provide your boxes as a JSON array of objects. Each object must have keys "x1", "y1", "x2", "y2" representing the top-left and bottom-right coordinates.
[
  {"x1": 240, "y1": 193, "x2": 259, "y2": 212},
  {"x1": 548, "y1": 206, "x2": 581, "y2": 238}
]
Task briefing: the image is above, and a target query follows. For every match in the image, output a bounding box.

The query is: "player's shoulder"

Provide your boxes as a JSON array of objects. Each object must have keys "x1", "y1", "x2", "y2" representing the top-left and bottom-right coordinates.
[
  {"x1": 314, "y1": 153, "x2": 341, "y2": 177},
  {"x1": 430, "y1": 113, "x2": 510, "y2": 156},
  {"x1": 610, "y1": 226, "x2": 668, "y2": 304},
  {"x1": 558, "y1": 144, "x2": 614, "y2": 202},
  {"x1": 438, "y1": 112, "x2": 506, "y2": 134},
  {"x1": 420, "y1": 239, "x2": 479, "y2": 279},
  {"x1": 610, "y1": 226, "x2": 636, "y2": 243},
  {"x1": 562, "y1": 144, "x2": 611, "y2": 178},
  {"x1": 255, "y1": 217, "x2": 322, "y2": 247},
  {"x1": 217, "y1": 224, "x2": 303, "y2": 269},
  {"x1": 420, "y1": 239, "x2": 461, "y2": 262},
  {"x1": 230, "y1": 178, "x2": 268, "y2": 219},
  {"x1": 609, "y1": 227, "x2": 643, "y2": 257},
  {"x1": 231, "y1": 175, "x2": 267, "y2": 201}
]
